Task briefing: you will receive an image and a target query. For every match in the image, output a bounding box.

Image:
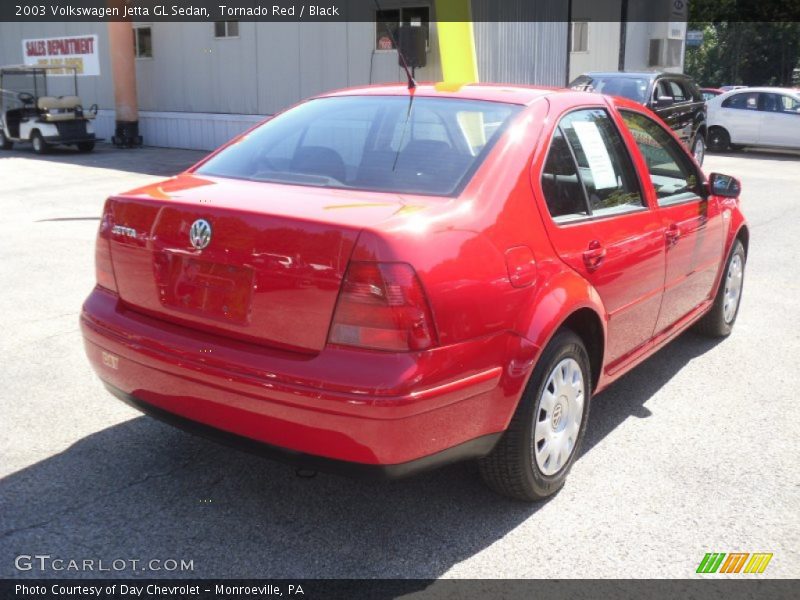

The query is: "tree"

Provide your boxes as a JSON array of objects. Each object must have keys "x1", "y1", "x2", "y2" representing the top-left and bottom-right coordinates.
[{"x1": 684, "y1": 21, "x2": 800, "y2": 87}]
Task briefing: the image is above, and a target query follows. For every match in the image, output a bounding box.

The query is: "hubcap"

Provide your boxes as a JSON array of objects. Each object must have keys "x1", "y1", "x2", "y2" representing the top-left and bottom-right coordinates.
[
  {"x1": 533, "y1": 358, "x2": 585, "y2": 476},
  {"x1": 694, "y1": 138, "x2": 705, "y2": 164},
  {"x1": 723, "y1": 253, "x2": 744, "y2": 323},
  {"x1": 33, "y1": 136, "x2": 41, "y2": 151}
]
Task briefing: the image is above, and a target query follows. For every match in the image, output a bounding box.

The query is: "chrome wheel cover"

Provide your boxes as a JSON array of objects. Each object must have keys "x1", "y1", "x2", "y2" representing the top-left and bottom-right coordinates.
[
  {"x1": 694, "y1": 136, "x2": 705, "y2": 164},
  {"x1": 32, "y1": 136, "x2": 41, "y2": 152},
  {"x1": 533, "y1": 358, "x2": 585, "y2": 476},
  {"x1": 723, "y1": 253, "x2": 744, "y2": 324}
]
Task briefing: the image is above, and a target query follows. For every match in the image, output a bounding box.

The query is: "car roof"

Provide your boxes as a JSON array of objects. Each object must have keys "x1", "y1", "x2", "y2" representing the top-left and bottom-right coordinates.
[
  {"x1": 580, "y1": 71, "x2": 690, "y2": 80},
  {"x1": 723, "y1": 86, "x2": 799, "y2": 94},
  {"x1": 320, "y1": 83, "x2": 568, "y2": 106}
]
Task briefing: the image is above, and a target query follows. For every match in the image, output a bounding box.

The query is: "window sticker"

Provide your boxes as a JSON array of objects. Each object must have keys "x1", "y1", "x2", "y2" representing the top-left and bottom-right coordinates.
[{"x1": 572, "y1": 121, "x2": 618, "y2": 190}]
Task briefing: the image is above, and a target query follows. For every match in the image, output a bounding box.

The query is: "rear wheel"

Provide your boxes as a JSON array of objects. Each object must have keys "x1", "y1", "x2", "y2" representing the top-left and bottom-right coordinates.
[
  {"x1": 31, "y1": 131, "x2": 48, "y2": 155},
  {"x1": 77, "y1": 141, "x2": 95, "y2": 153},
  {"x1": 708, "y1": 127, "x2": 730, "y2": 152},
  {"x1": 0, "y1": 129, "x2": 12, "y2": 150},
  {"x1": 695, "y1": 239, "x2": 746, "y2": 337},
  {"x1": 478, "y1": 329, "x2": 591, "y2": 501}
]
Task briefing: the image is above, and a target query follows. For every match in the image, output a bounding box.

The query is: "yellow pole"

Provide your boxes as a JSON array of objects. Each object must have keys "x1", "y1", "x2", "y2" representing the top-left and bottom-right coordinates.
[{"x1": 434, "y1": 0, "x2": 479, "y2": 84}]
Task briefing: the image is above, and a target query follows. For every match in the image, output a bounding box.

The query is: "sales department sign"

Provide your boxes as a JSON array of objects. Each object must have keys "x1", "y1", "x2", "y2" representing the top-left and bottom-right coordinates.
[{"x1": 22, "y1": 34, "x2": 100, "y2": 76}]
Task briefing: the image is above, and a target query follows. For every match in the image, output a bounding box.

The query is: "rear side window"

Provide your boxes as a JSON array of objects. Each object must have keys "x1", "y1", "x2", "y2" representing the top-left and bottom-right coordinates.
[
  {"x1": 196, "y1": 96, "x2": 521, "y2": 196},
  {"x1": 722, "y1": 92, "x2": 759, "y2": 110},
  {"x1": 541, "y1": 109, "x2": 643, "y2": 222},
  {"x1": 620, "y1": 111, "x2": 700, "y2": 206}
]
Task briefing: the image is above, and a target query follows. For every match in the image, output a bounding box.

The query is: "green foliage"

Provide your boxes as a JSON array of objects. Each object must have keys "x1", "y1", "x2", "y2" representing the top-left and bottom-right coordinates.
[{"x1": 684, "y1": 22, "x2": 800, "y2": 87}]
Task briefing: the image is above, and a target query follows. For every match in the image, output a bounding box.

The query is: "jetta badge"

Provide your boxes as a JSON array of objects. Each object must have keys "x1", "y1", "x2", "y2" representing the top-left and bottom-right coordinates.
[{"x1": 189, "y1": 219, "x2": 212, "y2": 250}]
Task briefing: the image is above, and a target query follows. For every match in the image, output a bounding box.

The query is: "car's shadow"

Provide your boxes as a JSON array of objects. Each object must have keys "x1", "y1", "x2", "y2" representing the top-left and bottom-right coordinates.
[
  {"x1": 0, "y1": 332, "x2": 721, "y2": 580},
  {"x1": 0, "y1": 143, "x2": 206, "y2": 177}
]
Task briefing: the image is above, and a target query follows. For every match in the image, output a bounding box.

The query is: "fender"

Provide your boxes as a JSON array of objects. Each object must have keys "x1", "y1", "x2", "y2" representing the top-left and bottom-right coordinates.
[
  {"x1": 514, "y1": 260, "x2": 607, "y2": 388},
  {"x1": 711, "y1": 197, "x2": 749, "y2": 292}
]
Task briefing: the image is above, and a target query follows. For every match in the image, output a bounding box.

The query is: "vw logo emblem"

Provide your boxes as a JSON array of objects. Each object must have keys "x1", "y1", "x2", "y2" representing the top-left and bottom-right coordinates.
[
  {"x1": 552, "y1": 404, "x2": 563, "y2": 429},
  {"x1": 189, "y1": 219, "x2": 212, "y2": 250}
]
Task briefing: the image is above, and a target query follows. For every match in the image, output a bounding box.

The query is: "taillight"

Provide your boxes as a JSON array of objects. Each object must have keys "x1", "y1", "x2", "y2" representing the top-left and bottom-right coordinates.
[
  {"x1": 95, "y1": 207, "x2": 118, "y2": 292},
  {"x1": 328, "y1": 262, "x2": 437, "y2": 352}
]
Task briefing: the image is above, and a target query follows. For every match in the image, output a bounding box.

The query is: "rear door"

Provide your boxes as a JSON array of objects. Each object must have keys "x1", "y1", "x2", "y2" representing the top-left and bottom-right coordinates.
[
  {"x1": 535, "y1": 105, "x2": 665, "y2": 369},
  {"x1": 619, "y1": 110, "x2": 725, "y2": 334}
]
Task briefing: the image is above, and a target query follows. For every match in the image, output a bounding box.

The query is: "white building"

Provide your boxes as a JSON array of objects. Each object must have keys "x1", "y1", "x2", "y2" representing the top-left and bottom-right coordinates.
[{"x1": 0, "y1": 1, "x2": 685, "y2": 151}]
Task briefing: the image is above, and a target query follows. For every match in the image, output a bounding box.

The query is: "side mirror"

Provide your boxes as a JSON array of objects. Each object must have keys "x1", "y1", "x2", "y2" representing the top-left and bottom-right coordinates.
[
  {"x1": 656, "y1": 96, "x2": 675, "y2": 108},
  {"x1": 709, "y1": 173, "x2": 741, "y2": 198}
]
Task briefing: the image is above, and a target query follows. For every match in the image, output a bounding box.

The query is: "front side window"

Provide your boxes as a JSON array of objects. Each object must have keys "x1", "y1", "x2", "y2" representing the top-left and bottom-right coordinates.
[
  {"x1": 722, "y1": 92, "x2": 759, "y2": 110},
  {"x1": 620, "y1": 110, "x2": 700, "y2": 206},
  {"x1": 759, "y1": 93, "x2": 800, "y2": 113},
  {"x1": 196, "y1": 96, "x2": 521, "y2": 196},
  {"x1": 541, "y1": 109, "x2": 643, "y2": 222},
  {"x1": 667, "y1": 80, "x2": 687, "y2": 102},
  {"x1": 780, "y1": 95, "x2": 800, "y2": 112}
]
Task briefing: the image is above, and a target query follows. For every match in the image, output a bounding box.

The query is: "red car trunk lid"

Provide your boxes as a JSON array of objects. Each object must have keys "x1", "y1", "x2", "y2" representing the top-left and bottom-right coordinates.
[{"x1": 106, "y1": 174, "x2": 409, "y2": 352}]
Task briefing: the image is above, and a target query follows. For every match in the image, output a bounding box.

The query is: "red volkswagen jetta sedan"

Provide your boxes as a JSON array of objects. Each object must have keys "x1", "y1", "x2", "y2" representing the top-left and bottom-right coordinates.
[{"x1": 81, "y1": 84, "x2": 747, "y2": 501}]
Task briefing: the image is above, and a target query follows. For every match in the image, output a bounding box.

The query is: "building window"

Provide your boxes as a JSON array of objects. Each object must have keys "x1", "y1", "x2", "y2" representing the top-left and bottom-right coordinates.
[
  {"x1": 665, "y1": 39, "x2": 683, "y2": 67},
  {"x1": 648, "y1": 39, "x2": 662, "y2": 67},
  {"x1": 571, "y1": 22, "x2": 588, "y2": 52},
  {"x1": 214, "y1": 21, "x2": 239, "y2": 38},
  {"x1": 133, "y1": 27, "x2": 152, "y2": 58},
  {"x1": 375, "y1": 6, "x2": 429, "y2": 51}
]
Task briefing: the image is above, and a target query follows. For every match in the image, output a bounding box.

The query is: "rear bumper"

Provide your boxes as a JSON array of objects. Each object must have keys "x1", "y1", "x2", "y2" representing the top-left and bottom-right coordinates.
[
  {"x1": 81, "y1": 287, "x2": 533, "y2": 470},
  {"x1": 104, "y1": 382, "x2": 500, "y2": 479}
]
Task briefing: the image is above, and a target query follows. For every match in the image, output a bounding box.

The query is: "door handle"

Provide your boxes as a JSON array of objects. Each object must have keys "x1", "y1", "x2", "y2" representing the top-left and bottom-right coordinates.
[
  {"x1": 666, "y1": 223, "x2": 681, "y2": 246},
  {"x1": 582, "y1": 240, "x2": 606, "y2": 271}
]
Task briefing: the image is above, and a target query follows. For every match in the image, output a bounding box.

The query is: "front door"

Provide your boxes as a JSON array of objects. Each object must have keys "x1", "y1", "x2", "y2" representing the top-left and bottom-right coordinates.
[
  {"x1": 757, "y1": 92, "x2": 800, "y2": 148},
  {"x1": 619, "y1": 110, "x2": 725, "y2": 334},
  {"x1": 535, "y1": 106, "x2": 666, "y2": 368}
]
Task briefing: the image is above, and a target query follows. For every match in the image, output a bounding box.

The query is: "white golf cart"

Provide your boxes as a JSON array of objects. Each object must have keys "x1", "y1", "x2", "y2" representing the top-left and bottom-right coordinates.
[{"x1": 0, "y1": 65, "x2": 100, "y2": 153}]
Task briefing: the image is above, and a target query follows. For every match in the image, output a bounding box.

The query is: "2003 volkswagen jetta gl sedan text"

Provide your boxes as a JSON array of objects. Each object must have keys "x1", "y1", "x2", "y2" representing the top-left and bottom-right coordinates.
[{"x1": 80, "y1": 84, "x2": 748, "y2": 501}]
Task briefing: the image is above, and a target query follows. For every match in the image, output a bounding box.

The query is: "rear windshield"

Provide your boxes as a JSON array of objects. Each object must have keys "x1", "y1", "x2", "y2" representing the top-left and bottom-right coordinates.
[
  {"x1": 195, "y1": 96, "x2": 522, "y2": 196},
  {"x1": 570, "y1": 75, "x2": 650, "y2": 104}
]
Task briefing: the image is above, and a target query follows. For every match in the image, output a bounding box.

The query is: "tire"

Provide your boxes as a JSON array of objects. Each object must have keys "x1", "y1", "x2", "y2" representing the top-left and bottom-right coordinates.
[
  {"x1": 478, "y1": 329, "x2": 592, "y2": 501},
  {"x1": 707, "y1": 127, "x2": 730, "y2": 152},
  {"x1": 0, "y1": 129, "x2": 12, "y2": 150},
  {"x1": 692, "y1": 132, "x2": 706, "y2": 165},
  {"x1": 695, "y1": 239, "x2": 746, "y2": 338},
  {"x1": 31, "y1": 131, "x2": 48, "y2": 155},
  {"x1": 77, "y1": 141, "x2": 95, "y2": 153}
]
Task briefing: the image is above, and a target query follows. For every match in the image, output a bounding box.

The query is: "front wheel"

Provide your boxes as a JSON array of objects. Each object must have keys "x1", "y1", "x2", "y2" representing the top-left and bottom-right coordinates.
[
  {"x1": 708, "y1": 127, "x2": 730, "y2": 152},
  {"x1": 692, "y1": 133, "x2": 706, "y2": 165},
  {"x1": 0, "y1": 129, "x2": 12, "y2": 150},
  {"x1": 695, "y1": 239, "x2": 746, "y2": 337},
  {"x1": 31, "y1": 131, "x2": 48, "y2": 155},
  {"x1": 478, "y1": 329, "x2": 591, "y2": 501}
]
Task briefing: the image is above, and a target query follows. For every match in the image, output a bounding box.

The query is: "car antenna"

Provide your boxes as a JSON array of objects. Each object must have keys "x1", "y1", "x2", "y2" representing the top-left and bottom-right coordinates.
[{"x1": 372, "y1": 0, "x2": 416, "y2": 90}]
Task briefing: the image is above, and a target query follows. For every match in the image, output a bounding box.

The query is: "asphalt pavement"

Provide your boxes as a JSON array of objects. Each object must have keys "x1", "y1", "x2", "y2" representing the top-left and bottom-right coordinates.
[{"x1": 0, "y1": 143, "x2": 798, "y2": 579}]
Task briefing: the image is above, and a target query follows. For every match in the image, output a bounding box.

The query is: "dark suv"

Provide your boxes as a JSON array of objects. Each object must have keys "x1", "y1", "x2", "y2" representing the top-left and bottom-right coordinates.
[{"x1": 570, "y1": 71, "x2": 707, "y2": 165}]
